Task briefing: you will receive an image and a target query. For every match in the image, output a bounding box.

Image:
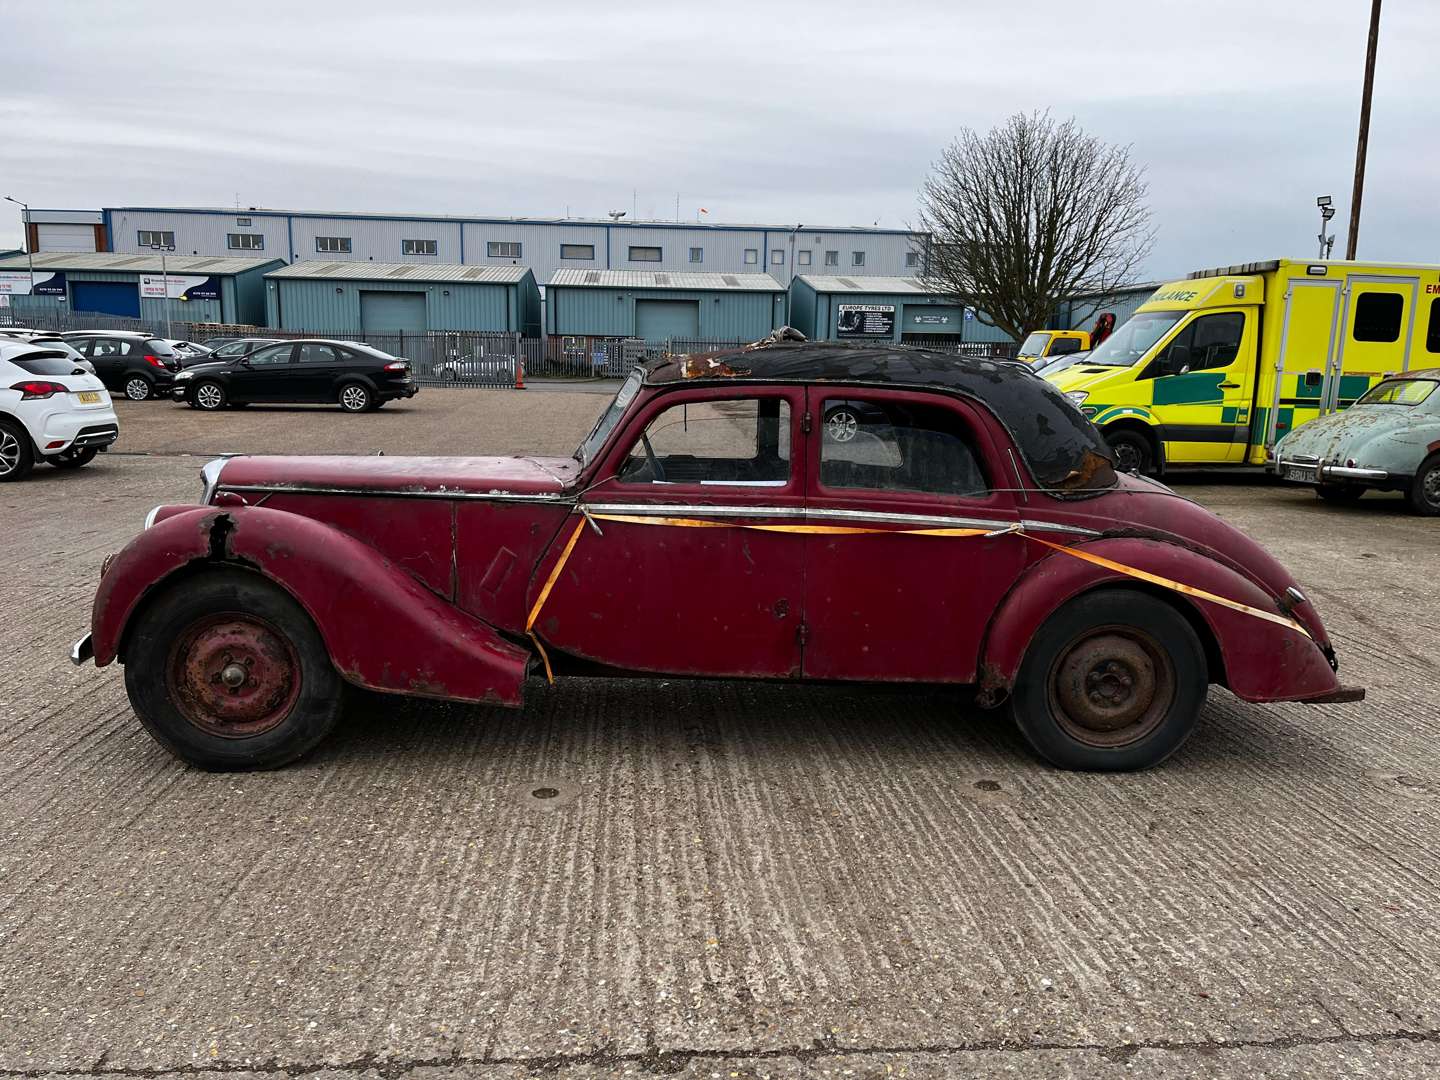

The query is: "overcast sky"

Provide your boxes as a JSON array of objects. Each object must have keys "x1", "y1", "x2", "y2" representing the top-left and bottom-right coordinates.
[{"x1": 3, "y1": 0, "x2": 1435, "y2": 277}]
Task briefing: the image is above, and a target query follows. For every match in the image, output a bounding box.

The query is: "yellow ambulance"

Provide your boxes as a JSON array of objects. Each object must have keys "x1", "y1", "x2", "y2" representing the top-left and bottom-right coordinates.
[
  {"x1": 1046, "y1": 259, "x2": 1440, "y2": 473},
  {"x1": 1016, "y1": 328, "x2": 1091, "y2": 364}
]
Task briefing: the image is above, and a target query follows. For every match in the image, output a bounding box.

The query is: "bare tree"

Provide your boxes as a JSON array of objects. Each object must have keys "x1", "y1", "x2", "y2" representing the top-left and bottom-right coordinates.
[{"x1": 914, "y1": 112, "x2": 1153, "y2": 342}]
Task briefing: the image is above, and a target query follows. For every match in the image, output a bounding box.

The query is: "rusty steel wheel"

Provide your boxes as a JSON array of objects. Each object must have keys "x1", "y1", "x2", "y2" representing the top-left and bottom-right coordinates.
[
  {"x1": 124, "y1": 569, "x2": 341, "y2": 770},
  {"x1": 1008, "y1": 589, "x2": 1208, "y2": 771},
  {"x1": 166, "y1": 613, "x2": 302, "y2": 738}
]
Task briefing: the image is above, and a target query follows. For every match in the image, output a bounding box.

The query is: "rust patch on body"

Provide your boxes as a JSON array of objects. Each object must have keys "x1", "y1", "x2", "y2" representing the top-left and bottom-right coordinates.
[{"x1": 682, "y1": 355, "x2": 752, "y2": 380}]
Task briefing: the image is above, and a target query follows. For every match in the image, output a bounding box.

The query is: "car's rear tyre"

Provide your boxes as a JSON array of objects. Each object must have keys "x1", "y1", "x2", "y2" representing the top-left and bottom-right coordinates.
[
  {"x1": 338, "y1": 382, "x2": 373, "y2": 412},
  {"x1": 0, "y1": 418, "x2": 35, "y2": 482},
  {"x1": 1104, "y1": 428, "x2": 1154, "y2": 475},
  {"x1": 1007, "y1": 589, "x2": 1208, "y2": 771},
  {"x1": 192, "y1": 380, "x2": 227, "y2": 410},
  {"x1": 124, "y1": 376, "x2": 155, "y2": 401},
  {"x1": 123, "y1": 569, "x2": 342, "y2": 770},
  {"x1": 1316, "y1": 483, "x2": 1365, "y2": 504},
  {"x1": 1407, "y1": 455, "x2": 1440, "y2": 516},
  {"x1": 47, "y1": 446, "x2": 97, "y2": 469}
]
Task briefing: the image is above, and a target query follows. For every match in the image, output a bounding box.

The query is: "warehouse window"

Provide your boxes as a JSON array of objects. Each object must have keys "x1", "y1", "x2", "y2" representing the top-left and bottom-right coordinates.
[
  {"x1": 236, "y1": 217, "x2": 252, "y2": 227},
  {"x1": 798, "y1": 249, "x2": 812, "y2": 266},
  {"x1": 852, "y1": 251, "x2": 866, "y2": 267},
  {"x1": 629, "y1": 246, "x2": 662, "y2": 263},
  {"x1": 905, "y1": 252, "x2": 921, "y2": 268},
  {"x1": 689, "y1": 247, "x2": 703, "y2": 264},
  {"x1": 824, "y1": 250, "x2": 839, "y2": 266},
  {"x1": 315, "y1": 236, "x2": 352, "y2": 253},
  {"x1": 744, "y1": 249, "x2": 759, "y2": 265},
  {"x1": 560, "y1": 243, "x2": 595, "y2": 260},
  {"x1": 227, "y1": 233, "x2": 265, "y2": 250},
  {"x1": 403, "y1": 239, "x2": 438, "y2": 256},
  {"x1": 1353, "y1": 292, "x2": 1403, "y2": 343},
  {"x1": 487, "y1": 241, "x2": 522, "y2": 258},
  {"x1": 771, "y1": 250, "x2": 785, "y2": 266},
  {"x1": 137, "y1": 230, "x2": 175, "y2": 248}
]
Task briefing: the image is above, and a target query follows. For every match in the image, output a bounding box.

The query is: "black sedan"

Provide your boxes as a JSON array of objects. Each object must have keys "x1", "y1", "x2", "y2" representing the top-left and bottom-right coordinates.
[{"x1": 170, "y1": 339, "x2": 418, "y2": 412}]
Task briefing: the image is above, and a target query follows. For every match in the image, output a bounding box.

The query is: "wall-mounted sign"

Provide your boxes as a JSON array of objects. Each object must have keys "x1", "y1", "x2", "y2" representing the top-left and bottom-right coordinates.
[
  {"x1": 912, "y1": 314, "x2": 950, "y2": 325},
  {"x1": 0, "y1": 270, "x2": 67, "y2": 298},
  {"x1": 140, "y1": 274, "x2": 221, "y2": 301},
  {"x1": 836, "y1": 303, "x2": 895, "y2": 338}
]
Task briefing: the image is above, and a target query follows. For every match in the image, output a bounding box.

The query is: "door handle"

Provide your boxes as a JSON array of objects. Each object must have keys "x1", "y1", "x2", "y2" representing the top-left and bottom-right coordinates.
[{"x1": 1218, "y1": 382, "x2": 1240, "y2": 389}]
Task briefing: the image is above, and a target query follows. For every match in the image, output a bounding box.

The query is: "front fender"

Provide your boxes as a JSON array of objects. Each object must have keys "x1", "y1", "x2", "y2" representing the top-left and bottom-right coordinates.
[
  {"x1": 91, "y1": 506, "x2": 530, "y2": 706},
  {"x1": 978, "y1": 537, "x2": 1342, "y2": 705}
]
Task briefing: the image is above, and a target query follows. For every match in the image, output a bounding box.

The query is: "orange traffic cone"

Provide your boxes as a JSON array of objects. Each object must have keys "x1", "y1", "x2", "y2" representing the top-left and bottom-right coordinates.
[{"x1": 514, "y1": 356, "x2": 525, "y2": 389}]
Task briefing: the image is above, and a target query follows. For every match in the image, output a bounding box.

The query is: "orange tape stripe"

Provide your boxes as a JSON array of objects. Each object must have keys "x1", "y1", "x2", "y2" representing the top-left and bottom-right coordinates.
[
  {"x1": 1024, "y1": 534, "x2": 1310, "y2": 638},
  {"x1": 526, "y1": 517, "x2": 587, "y2": 633},
  {"x1": 589, "y1": 513, "x2": 994, "y2": 538}
]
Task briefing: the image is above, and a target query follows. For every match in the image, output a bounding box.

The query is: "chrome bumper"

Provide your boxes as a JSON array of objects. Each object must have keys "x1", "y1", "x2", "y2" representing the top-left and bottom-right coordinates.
[
  {"x1": 1277, "y1": 458, "x2": 1389, "y2": 482},
  {"x1": 70, "y1": 633, "x2": 93, "y2": 666}
]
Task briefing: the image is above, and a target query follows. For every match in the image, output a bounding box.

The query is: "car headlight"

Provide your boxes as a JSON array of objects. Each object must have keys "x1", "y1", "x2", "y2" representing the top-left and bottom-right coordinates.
[
  {"x1": 175, "y1": 370, "x2": 193, "y2": 380},
  {"x1": 1065, "y1": 390, "x2": 1088, "y2": 406}
]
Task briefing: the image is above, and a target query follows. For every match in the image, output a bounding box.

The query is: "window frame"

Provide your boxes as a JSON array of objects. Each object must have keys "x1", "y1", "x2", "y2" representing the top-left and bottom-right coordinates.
[
  {"x1": 236, "y1": 216, "x2": 252, "y2": 227},
  {"x1": 315, "y1": 236, "x2": 352, "y2": 254},
  {"x1": 226, "y1": 232, "x2": 265, "y2": 251},
  {"x1": 1427, "y1": 296, "x2": 1440, "y2": 354},
  {"x1": 771, "y1": 249, "x2": 786, "y2": 266},
  {"x1": 137, "y1": 230, "x2": 175, "y2": 248},
  {"x1": 806, "y1": 387, "x2": 1005, "y2": 510},
  {"x1": 596, "y1": 386, "x2": 806, "y2": 498},
  {"x1": 851, "y1": 251, "x2": 866, "y2": 267},
  {"x1": 797, "y1": 249, "x2": 812, "y2": 266},
  {"x1": 905, "y1": 252, "x2": 921, "y2": 268},
  {"x1": 402, "y1": 238, "x2": 438, "y2": 256},
  {"x1": 743, "y1": 249, "x2": 759, "y2": 265},
  {"x1": 824, "y1": 250, "x2": 840, "y2": 266},
  {"x1": 1352, "y1": 291, "x2": 1405, "y2": 343},
  {"x1": 560, "y1": 243, "x2": 595, "y2": 260},
  {"x1": 688, "y1": 246, "x2": 703, "y2": 264},
  {"x1": 628, "y1": 245, "x2": 663, "y2": 263},
  {"x1": 487, "y1": 240, "x2": 522, "y2": 259}
]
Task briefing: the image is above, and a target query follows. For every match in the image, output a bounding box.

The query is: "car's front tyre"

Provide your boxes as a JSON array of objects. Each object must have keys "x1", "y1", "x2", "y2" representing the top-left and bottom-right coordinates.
[
  {"x1": 1008, "y1": 589, "x2": 1208, "y2": 771},
  {"x1": 192, "y1": 380, "x2": 227, "y2": 411},
  {"x1": 123, "y1": 569, "x2": 342, "y2": 770},
  {"x1": 0, "y1": 418, "x2": 35, "y2": 481},
  {"x1": 1408, "y1": 454, "x2": 1440, "y2": 516}
]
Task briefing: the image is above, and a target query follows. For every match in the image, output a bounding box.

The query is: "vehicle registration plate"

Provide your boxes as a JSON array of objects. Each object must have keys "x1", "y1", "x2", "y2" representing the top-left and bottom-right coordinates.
[
  {"x1": 1284, "y1": 465, "x2": 1317, "y2": 483},
  {"x1": 76, "y1": 391, "x2": 101, "y2": 404}
]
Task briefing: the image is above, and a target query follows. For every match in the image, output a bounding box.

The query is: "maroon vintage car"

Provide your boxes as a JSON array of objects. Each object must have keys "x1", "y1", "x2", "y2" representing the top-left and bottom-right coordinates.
[{"x1": 73, "y1": 343, "x2": 1361, "y2": 772}]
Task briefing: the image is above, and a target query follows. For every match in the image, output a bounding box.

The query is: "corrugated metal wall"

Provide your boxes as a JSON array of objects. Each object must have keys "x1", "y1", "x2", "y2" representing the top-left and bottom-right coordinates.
[
  {"x1": 548, "y1": 286, "x2": 785, "y2": 340},
  {"x1": 1061, "y1": 285, "x2": 1159, "y2": 331},
  {"x1": 266, "y1": 277, "x2": 521, "y2": 333},
  {"x1": 3, "y1": 270, "x2": 241, "y2": 324}
]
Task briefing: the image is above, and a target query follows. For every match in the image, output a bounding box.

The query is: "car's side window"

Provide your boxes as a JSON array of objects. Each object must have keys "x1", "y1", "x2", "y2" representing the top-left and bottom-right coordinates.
[
  {"x1": 819, "y1": 398, "x2": 986, "y2": 497},
  {"x1": 90, "y1": 339, "x2": 124, "y2": 358},
  {"x1": 1050, "y1": 337, "x2": 1082, "y2": 355},
  {"x1": 618, "y1": 398, "x2": 791, "y2": 486},
  {"x1": 248, "y1": 344, "x2": 293, "y2": 366},
  {"x1": 1153, "y1": 312, "x2": 1245, "y2": 374},
  {"x1": 298, "y1": 344, "x2": 338, "y2": 364}
]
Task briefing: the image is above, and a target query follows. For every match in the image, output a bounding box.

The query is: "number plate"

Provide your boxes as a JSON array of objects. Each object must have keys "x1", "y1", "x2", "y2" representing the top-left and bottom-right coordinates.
[
  {"x1": 76, "y1": 391, "x2": 101, "y2": 404},
  {"x1": 1284, "y1": 465, "x2": 1317, "y2": 483}
]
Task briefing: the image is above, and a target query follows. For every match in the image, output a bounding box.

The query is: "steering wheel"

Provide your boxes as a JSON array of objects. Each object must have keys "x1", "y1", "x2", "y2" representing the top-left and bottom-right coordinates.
[{"x1": 641, "y1": 433, "x2": 666, "y2": 482}]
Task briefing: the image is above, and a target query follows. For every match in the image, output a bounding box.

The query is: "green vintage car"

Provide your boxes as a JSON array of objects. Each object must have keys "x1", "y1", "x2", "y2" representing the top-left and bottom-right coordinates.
[{"x1": 1274, "y1": 368, "x2": 1440, "y2": 515}]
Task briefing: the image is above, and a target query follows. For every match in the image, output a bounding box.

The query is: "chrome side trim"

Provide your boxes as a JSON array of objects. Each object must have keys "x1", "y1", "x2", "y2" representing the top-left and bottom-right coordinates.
[
  {"x1": 70, "y1": 633, "x2": 93, "y2": 666},
  {"x1": 143, "y1": 504, "x2": 164, "y2": 530},
  {"x1": 582, "y1": 501, "x2": 1102, "y2": 537},
  {"x1": 216, "y1": 483, "x2": 573, "y2": 504},
  {"x1": 1322, "y1": 465, "x2": 1388, "y2": 481},
  {"x1": 200, "y1": 457, "x2": 230, "y2": 504}
]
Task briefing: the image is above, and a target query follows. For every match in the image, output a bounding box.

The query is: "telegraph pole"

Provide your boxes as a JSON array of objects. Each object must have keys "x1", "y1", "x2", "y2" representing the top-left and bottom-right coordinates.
[{"x1": 1345, "y1": 0, "x2": 1382, "y2": 260}]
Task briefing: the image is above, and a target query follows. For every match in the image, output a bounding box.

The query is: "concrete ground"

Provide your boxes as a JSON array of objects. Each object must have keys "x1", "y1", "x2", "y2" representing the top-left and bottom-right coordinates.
[{"x1": 2, "y1": 392, "x2": 1438, "y2": 1078}]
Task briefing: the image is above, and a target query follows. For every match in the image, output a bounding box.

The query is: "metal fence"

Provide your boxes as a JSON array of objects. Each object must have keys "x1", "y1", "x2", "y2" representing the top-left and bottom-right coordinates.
[{"x1": 0, "y1": 308, "x2": 199, "y2": 339}]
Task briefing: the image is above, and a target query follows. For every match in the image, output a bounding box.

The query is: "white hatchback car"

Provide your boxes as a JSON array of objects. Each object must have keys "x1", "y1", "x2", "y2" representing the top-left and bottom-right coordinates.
[{"x1": 0, "y1": 340, "x2": 119, "y2": 481}]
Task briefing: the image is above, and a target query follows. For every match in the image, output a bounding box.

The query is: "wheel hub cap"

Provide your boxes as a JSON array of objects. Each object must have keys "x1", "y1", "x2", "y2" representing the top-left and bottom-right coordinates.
[
  {"x1": 1049, "y1": 630, "x2": 1174, "y2": 747},
  {"x1": 0, "y1": 431, "x2": 18, "y2": 475},
  {"x1": 167, "y1": 615, "x2": 301, "y2": 738}
]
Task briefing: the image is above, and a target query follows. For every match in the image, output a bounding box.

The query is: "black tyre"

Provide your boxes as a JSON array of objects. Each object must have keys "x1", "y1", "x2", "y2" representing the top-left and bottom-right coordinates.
[
  {"x1": 1007, "y1": 589, "x2": 1208, "y2": 771},
  {"x1": 123, "y1": 375, "x2": 155, "y2": 401},
  {"x1": 1315, "y1": 483, "x2": 1365, "y2": 504},
  {"x1": 1408, "y1": 455, "x2": 1440, "y2": 516},
  {"x1": 0, "y1": 418, "x2": 35, "y2": 482},
  {"x1": 1104, "y1": 428, "x2": 1154, "y2": 475},
  {"x1": 338, "y1": 382, "x2": 373, "y2": 412},
  {"x1": 192, "y1": 380, "x2": 227, "y2": 410},
  {"x1": 123, "y1": 569, "x2": 342, "y2": 770},
  {"x1": 47, "y1": 446, "x2": 98, "y2": 469}
]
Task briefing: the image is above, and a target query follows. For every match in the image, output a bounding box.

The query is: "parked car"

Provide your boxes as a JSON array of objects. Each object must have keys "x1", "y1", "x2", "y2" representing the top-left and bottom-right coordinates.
[
  {"x1": 0, "y1": 340, "x2": 118, "y2": 481},
  {"x1": 0, "y1": 331, "x2": 96, "y2": 374},
  {"x1": 61, "y1": 331, "x2": 181, "y2": 401},
  {"x1": 165, "y1": 340, "x2": 213, "y2": 364},
  {"x1": 1273, "y1": 369, "x2": 1440, "y2": 514},
  {"x1": 201, "y1": 337, "x2": 281, "y2": 363},
  {"x1": 73, "y1": 342, "x2": 1361, "y2": 772},
  {"x1": 170, "y1": 338, "x2": 418, "y2": 411},
  {"x1": 432, "y1": 353, "x2": 516, "y2": 382}
]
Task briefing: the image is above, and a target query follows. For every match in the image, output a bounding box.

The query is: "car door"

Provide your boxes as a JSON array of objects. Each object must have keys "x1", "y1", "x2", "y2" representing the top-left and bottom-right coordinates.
[
  {"x1": 1143, "y1": 309, "x2": 1254, "y2": 464},
  {"x1": 535, "y1": 386, "x2": 807, "y2": 678},
  {"x1": 234, "y1": 342, "x2": 297, "y2": 401},
  {"x1": 295, "y1": 342, "x2": 343, "y2": 401},
  {"x1": 802, "y1": 387, "x2": 1025, "y2": 683}
]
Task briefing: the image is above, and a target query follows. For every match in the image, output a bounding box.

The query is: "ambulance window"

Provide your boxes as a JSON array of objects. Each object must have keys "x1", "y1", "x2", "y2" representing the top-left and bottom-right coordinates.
[
  {"x1": 1155, "y1": 312, "x2": 1244, "y2": 373},
  {"x1": 1426, "y1": 298, "x2": 1440, "y2": 354},
  {"x1": 1050, "y1": 337, "x2": 1082, "y2": 355},
  {"x1": 1353, "y1": 293, "x2": 1403, "y2": 343}
]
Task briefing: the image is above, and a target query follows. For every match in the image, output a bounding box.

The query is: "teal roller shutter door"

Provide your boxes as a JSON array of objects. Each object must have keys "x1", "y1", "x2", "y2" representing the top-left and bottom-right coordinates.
[
  {"x1": 635, "y1": 299, "x2": 700, "y2": 340},
  {"x1": 359, "y1": 291, "x2": 428, "y2": 333}
]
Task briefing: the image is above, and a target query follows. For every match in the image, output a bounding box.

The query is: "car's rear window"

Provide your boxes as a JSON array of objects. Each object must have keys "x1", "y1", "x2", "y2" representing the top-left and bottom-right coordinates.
[
  {"x1": 8, "y1": 350, "x2": 86, "y2": 376},
  {"x1": 145, "y1": 339, "x2": 178, "y2": 358}
]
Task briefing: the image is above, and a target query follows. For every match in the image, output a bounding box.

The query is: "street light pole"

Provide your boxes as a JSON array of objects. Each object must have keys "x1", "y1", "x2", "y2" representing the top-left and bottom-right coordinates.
[
  {"x1": 149, "y1": 243, "x2": 175, "y2": 338},
  {"x1": 3, "y1": 195, "x2": 35, "y2": 299},
  {"x1": 1346, "y1": 0, "x2": 1382, "y2": 260}
]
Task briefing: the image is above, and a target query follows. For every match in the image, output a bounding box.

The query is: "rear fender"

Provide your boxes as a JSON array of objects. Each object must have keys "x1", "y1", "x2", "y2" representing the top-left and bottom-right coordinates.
[
  {"x1": 978, "y1": 537, "x2": 1341, "y2": 705},
  {"x1": 91, "y1": 506, "x2": 530, "y2": 706}
]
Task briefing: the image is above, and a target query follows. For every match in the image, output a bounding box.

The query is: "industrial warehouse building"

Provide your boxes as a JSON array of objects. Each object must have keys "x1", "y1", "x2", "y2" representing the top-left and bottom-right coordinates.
[
  {"x1": 0, "y1": 251, "x2": 281, "y2": 324},
  {"x1": 23, "y1": 206, "x2": 925, "y2": 288},
  {"x1": 788, "y1": 275, "x2": 1013, "y2": 346},
  {"x1": 263, "y1": 261, "x2": 541, "y2": 335},
  {"x1": 546, "y1": 270, "x2": 788, "y2": 342}
]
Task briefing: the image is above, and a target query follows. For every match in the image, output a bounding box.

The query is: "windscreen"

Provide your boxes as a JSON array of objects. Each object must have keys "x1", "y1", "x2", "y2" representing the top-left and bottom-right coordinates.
[
  {"x1": 1018, "y1": 332, "x2": 1050, "y2": 357},
  {"x1": 1357, "y1": 378, "x2": 1438, "y2": 406},
  {"x1": 1083, "y1": 311, "x2": 1185, "y2": 367},
  {"x1": 577, "y1": 368, "x2": 644, "y2": 465}
]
